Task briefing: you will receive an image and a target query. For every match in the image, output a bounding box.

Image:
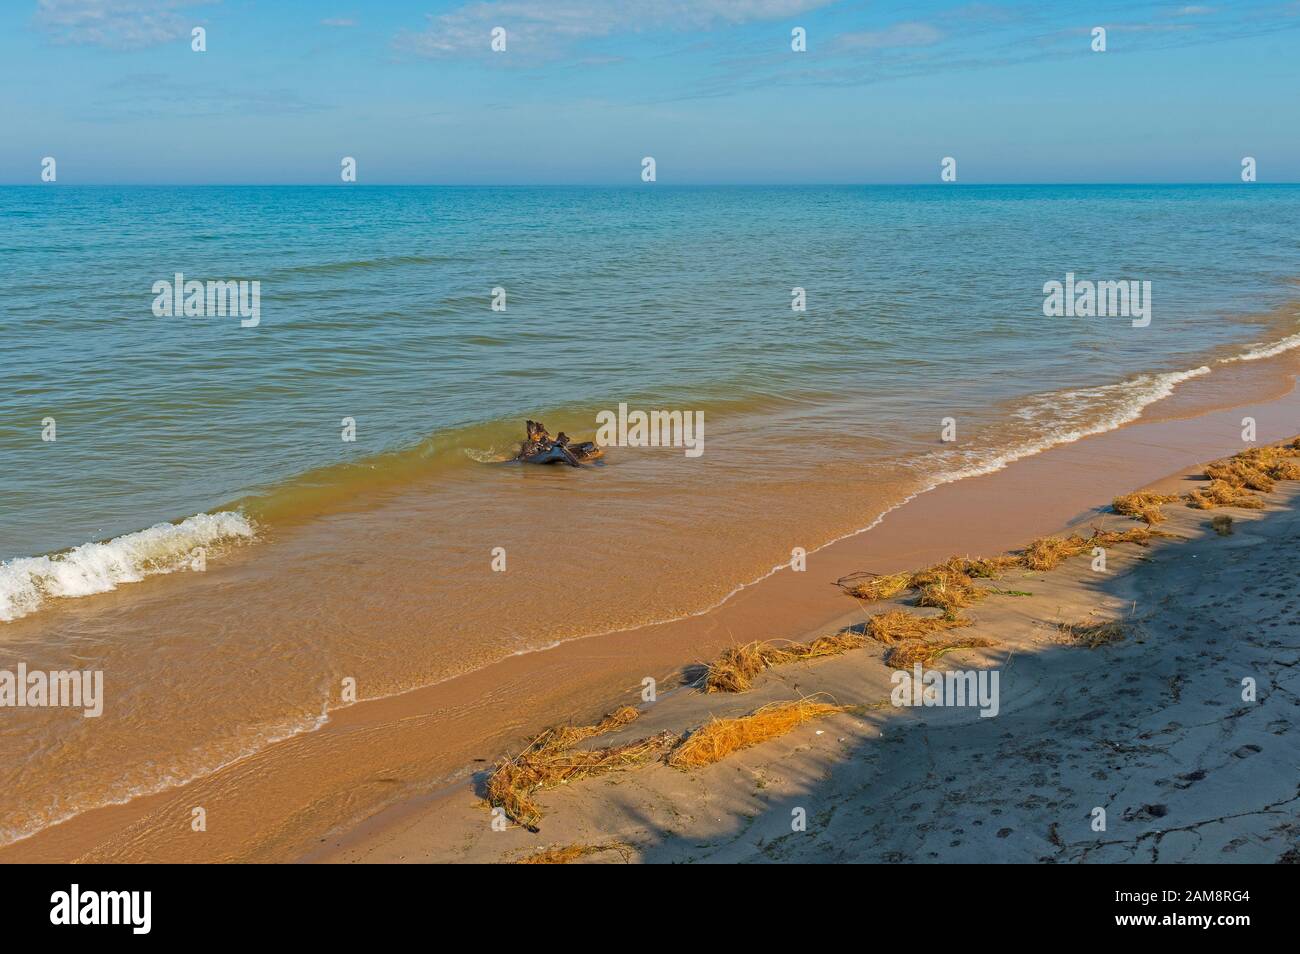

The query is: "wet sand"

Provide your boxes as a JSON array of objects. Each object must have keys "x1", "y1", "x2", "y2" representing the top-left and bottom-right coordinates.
[
  {"x1": 338, "y1": 464, "x2": 1300, "y2": 864},
  {"x1": 2, "y1": 348, "x2": 1297, "y2": 863}
]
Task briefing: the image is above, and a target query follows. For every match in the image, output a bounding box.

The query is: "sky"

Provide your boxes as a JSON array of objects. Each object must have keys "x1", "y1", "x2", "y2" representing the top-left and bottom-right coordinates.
[{"x1": 1, "y1": 0, "x2": 1298, "y2": 184}]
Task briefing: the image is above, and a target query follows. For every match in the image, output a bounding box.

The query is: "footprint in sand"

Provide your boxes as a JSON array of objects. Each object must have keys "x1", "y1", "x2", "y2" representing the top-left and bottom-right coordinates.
[{"x1": 1124, "y1": 804, "x2": 1169, "y2": 822}]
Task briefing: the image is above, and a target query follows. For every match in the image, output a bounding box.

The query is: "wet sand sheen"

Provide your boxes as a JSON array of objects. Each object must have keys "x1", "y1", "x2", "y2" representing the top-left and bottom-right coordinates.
[{"x1": 1, "y1": 347, "x2": 1297, "y2": 862}]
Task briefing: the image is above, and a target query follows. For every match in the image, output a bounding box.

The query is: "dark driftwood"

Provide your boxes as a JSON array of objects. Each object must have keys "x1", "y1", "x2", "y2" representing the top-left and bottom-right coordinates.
[{"x1": 514, "y1": 420, "x2": 604, "y2": 467}]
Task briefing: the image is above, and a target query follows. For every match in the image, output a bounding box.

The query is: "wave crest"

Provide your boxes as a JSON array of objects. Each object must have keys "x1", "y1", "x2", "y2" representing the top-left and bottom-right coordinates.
[
  {"x1": 1220, "y1": 331, "x2": 1300, "y2": 364},
  {"x1": 0, "y1": 512, "x2": 255, "y2": 623},
  {"x1": 915, "y1": 365, "x2": 1212, "y2": 484}
]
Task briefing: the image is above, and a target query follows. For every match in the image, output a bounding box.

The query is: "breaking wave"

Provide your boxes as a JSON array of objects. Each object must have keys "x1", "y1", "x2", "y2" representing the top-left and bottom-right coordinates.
[{"x1": 0, "y1": 511, "x2": 255, "y2": 623}]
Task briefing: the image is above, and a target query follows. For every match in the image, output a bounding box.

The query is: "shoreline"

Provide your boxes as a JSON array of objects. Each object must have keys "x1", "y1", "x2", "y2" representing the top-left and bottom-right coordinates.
[
  {"x1": 315, "y1": 438, "x2": 1300, "y2": 864},
  {"x1": 2, "y1": 349, "x2": 1299, "y2": 862},
  {"x1": 6, "y1": 299, "x2": 1299, "y2": 605}
]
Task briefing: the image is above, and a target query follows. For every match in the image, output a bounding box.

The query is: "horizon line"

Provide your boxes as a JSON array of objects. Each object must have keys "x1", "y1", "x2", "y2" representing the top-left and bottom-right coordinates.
[{"x1": 3, "y1": 181, "x2": 1295, "y2": 188}]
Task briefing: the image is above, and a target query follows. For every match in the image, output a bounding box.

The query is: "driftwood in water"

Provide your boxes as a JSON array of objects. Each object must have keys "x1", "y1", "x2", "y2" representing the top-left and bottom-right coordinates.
[{"x1": 514, "y1": 420, "x2": 604, "y2": 467}]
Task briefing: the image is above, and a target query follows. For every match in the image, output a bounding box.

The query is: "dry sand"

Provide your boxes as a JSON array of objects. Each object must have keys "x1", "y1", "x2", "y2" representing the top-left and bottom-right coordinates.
[{"x1": 316, "y1": 450, "x2": 1300, "y2": 864}]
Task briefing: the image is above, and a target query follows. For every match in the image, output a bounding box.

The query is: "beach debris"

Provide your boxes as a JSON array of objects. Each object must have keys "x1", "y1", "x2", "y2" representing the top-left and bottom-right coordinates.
[
  {"x1": 1185, "y1": 479, "x2": 1265, "y2": 511},
  {"x1": 835, "y1": 555, "x2": 1020, "y2": 612},
  {"x1": 865, "y1": 611, "x2": 973, "y2": 644},
  {"x1": 913, "y1": 575, "x2": 977, "y2": 614},
  {"x1": 835, "y1": 571, "x2": 913, "y2": 602},
  {"x1": 1211, "y1": 515, "x2": 1235, "y2": 536},
  {"x1": 701, "y1": 611, "x2": 976, "y2": 694},
  {"x1": 523, "y1": 705, "x2": 640, "y2": 754},
  {"x1": 885, "y1": 637, "x2": 997, "y2": 669},
  {"x1": 513, "y1": 420, "x2": 604, "y2": 467},
  {"x1": 1205, "y1": 460, "x2": 1275, "y2": 492},
  {"x1": 1056, "y1": 619, "x2": 1130, "y2": 649},
  {"x1": 1090, "y1": 526, "x2": 1171, "y2": 547},
  {"x1": 1021, "y1": 526, "x2": 1163, "y2": 571},
  {"x1": 485, "y1": 705, "x2": 670, "y2": 830},
  {"x1": 703, "y1": 632, "x2": 866, "y2": 693},
  {"x1": 513, "y1": 842, "x2": 633, "y2": 864},
  {"x1": 1020, "y1": 534, "x2": 1088, "y2": 571},
  {"x1": 1207, "y1": 446, "x2": 1300, "y2": 488},
  {"x1": 962, "y1": 555, "x2": 1025, "y2": 578},
  {"x1": 489, "y1": 698, "x2": 870, "y2": 824},
  {"x1": 841, "y1": 538, "x2": 1179, "y2": 610},
  {"x1": 487, "y1": 729, "x2": 680, "y2": 832},
  {"x1": 667, "y1": 699, "x2": 847, "y2": 769},
  {"x1": 838, "y1": 534, "x2": 1172, "y2": 615},
  {"x1": 489, "y1": 692, "x2": 882, "y2": 825},
  {"x1": 1112, "y1": 492, "x2": 1179, "y2": 525},
  {"x1": 1183, "y1": 442, "x2": 1300, "y2": 510}
]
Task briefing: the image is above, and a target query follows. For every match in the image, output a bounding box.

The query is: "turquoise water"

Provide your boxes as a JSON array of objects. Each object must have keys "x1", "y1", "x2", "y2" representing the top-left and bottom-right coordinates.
[{"x1": 2, "y1": 184, "x2": 1299, "y2": 566}]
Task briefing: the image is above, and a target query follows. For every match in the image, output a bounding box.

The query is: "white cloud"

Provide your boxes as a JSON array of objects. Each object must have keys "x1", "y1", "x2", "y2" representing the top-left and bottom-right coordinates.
[
  {"x1": 32, "y1": 0, "x2": 210, "y2": 49},
  {"x1": 394, "y1": 0, "x2": 835, "y2": 58},
  {"x1": 834, "y1": 21, "x2": 945, "y2": 50}
]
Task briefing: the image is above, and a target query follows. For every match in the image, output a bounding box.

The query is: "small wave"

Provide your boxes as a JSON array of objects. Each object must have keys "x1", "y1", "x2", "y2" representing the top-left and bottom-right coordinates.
[
  {"x1": 1220, "y1": 331, "x2": 1300, "y2": 364},
  {"x1": 0, "y1": 698, "x2": 329, "y2": 849},
  {"x1": 462, "y1": 446, "x2": 515, "y2": 464},
  {"x1": 929, "y1": 365, "x2": 1214, "y2": 482},
  {"x1": 0, "y1": 512, "x2": 255, "y2": 623}
]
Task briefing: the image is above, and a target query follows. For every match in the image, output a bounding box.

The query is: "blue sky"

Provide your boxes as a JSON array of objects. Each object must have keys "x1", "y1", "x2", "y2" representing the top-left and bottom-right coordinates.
[{"x1": 2, "y1": 0, "x2": 1298, "y2": 183}]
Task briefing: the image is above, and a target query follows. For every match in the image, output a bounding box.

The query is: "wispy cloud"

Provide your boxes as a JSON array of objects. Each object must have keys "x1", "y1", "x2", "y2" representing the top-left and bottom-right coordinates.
[
  {"x1": 32, "y1": 0, "x2": 213, "y2": 49},
  {"x1": 321, "y1": 17, "x2": 355, "y2": 28},
  {"x1": 666, "y1": 0, "x2": 1300, "y2": 104},
  {"x1": 834, "y1": 21, "x2": 944, "y2": 50},
  {"x1": 394, "y1": 0, "x2": 835, "y2": 59}
]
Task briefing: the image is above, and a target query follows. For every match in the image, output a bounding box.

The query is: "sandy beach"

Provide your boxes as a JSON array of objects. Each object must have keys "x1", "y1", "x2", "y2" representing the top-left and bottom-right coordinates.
[
  {"x1": 314, "y1": 437, "x2": 1300, "y2": 864},
  {"x1": 8, "y1": 0, "x2": 1300, "y2": 904},
  {"x1": 2, "y1": 354, "x2": 1298, "y2": 864}
]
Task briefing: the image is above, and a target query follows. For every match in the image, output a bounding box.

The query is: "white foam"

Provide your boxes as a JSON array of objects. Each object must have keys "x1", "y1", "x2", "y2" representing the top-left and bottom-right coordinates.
[
  {"x1": 929, "y1": 365, "x2": 1212, "y2": 484},
  {"x1": 463, "y1": 446, "x2": 514, "y2": 464},
  {"x1": 1220, "y1": 331, "x2": 1300, "y2": 363},
  {"x1": 0, "y1": 511, "x2": 255, "y2": 623}
]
